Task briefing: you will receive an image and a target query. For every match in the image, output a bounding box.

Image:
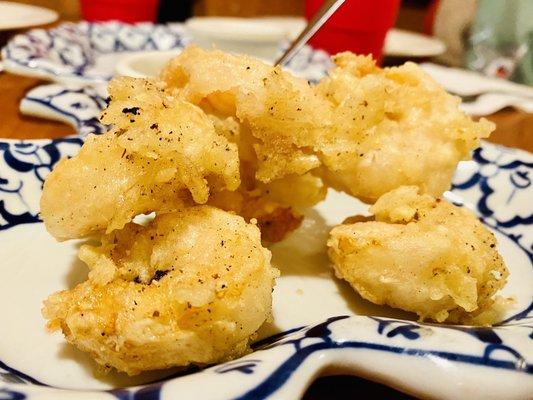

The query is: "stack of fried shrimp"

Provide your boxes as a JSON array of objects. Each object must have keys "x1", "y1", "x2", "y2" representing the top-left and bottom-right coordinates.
[{"x1": 40, "y1": 47, "x2": 508, "y2": 375}]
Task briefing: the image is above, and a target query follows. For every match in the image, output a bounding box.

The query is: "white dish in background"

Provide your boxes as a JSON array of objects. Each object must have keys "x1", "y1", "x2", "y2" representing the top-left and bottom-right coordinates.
[
  {"x1": 421, "y1": 62, "x2": 533, "y2": 98},
  {"x1": 0, "y1": 1, "x2": 57, "y2": 31},
  {"x1": 115, "y1": 49, "x2": 182, "y2": 78},
  {"x1": 384, "y1": 28, "x2": 446, "y2": 57},
  {"x1": 185, "y1": 17, "x2": 289, "y2": 61},
  {"x1": 257, "y1": 16, "x2": 306, "y2": 40},
  {"x1": 185, "y1": 17, "x2": 288, "y2": 42},
  {"x1": 1, "y1": 21, "x2": 191, "y2": 84},
  {"x1": 2, "y1": 21, "x2": 331, "y2": 85}
]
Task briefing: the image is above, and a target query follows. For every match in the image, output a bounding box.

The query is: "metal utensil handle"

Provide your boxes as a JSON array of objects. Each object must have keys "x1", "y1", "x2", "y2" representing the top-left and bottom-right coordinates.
[{"x1": 274, "y1": 0, "x2": 346, "y2": 66}]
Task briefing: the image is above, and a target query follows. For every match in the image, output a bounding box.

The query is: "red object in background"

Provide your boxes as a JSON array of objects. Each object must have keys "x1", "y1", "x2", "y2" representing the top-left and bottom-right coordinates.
[
  {"x1": 305, "y1": 0, "x2": 400, "y2": 63},
  {"x1": 423, "y1": 0, "x2": 440, "y2": 35},
  {"x1": 81, "y1": 0, "x2": 160, "y2": 23}
]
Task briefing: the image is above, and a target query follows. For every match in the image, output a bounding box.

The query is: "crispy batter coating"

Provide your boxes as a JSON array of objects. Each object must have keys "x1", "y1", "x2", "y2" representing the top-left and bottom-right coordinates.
[
  {"x1": 40, "y1": 77, "x2": 240, "y2": 241},
  {"x1": 162, "y1": 47, "x2": 493, "y2": 206},
  {"x1": 43, "y1": 206, "x2": 277, "y2": 375},
  {"x1": 327, "y1": 186, "x2": 509, "y2": 324},
  {"x1": 208, "y1": 189, "x2": 304, "y2": 243},
  {"x1": 315, "y1": 53, "x2": 495, "y2": 202},
  {"x1": 161, "y1": 46, "x2": 328, "y2": 186},
  {"x1": 161, "y1": 48, "x2": 330, "y2": 239}
]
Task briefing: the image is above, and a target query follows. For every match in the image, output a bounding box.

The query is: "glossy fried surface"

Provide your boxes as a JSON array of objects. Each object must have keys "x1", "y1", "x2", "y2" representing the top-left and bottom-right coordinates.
[
  {"x1": 43, "y1": 49, "x2": 492, "y2": 242},
  {"x1": 161, "y1": 46, "x2": 328, "y2": 222},
  {"x1": 161, "y1": 46, "x2": 328, "y2": 184}
]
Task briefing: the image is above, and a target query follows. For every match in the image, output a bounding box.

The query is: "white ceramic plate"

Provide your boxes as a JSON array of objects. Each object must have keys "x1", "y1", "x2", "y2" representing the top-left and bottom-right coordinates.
[
  {"x1": 185, "y1": 17, "x2": 287, "y2": 42},
  {"x1": 384, "y1": 28, "x2": 446, "y2": 58},
  {"x1": 0, "y1": 80, "x2": 531, "y2": 399},
  {"x1": 0, "y1": 1, "x2": 57, "y2": 31},
  {"x1": 256, "y1": 17, "x2": 306, "y2": 40},
  {"x1": 184, "y1": 17, "x2": 286, "y2": 61},
  {"x1": 115, "y1": 49, "x2": 182, "y2": 79},
  {"x1": 1, "y1": 21, "x2": 331, "y2": 85}
]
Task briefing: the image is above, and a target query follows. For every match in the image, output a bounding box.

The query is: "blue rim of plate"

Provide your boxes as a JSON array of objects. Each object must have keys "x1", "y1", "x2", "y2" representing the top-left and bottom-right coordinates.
[{"x1": 0, "y1": 73, "x2": 532, "y2": 399}]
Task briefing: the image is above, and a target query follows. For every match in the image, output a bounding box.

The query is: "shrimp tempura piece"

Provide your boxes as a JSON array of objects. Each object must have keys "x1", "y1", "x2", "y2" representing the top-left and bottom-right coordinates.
[{"x1": 328, "y1": 186, "x2": 509, "y2": 325}]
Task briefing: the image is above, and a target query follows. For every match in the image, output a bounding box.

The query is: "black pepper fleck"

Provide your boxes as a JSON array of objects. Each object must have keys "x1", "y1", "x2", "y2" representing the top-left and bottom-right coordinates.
[
  {"x1": 152, "y1": 270, "x2": 169, "y2": 281},
  {"x1": 122, "y1": 107, "x2": 140, "y2": 115}
]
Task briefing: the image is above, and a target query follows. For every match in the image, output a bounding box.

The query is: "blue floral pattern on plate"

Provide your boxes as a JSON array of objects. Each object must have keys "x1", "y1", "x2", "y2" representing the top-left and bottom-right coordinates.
[{"x1": 2, "y1": 22, "x2": 190, "y2": 83}]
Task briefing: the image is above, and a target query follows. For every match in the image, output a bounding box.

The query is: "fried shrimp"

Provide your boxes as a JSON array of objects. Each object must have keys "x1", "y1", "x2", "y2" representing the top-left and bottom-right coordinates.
[
  {"x1": 40, "y1": 77, "x2": 240, "y2": 241},
  {"x1": 43, "y1": 206, "x2": 277, "y2": 375},
  {"x1": 315, "y1": 53, "x2": 494, "y2": 202},
  {"x1": 327, "y1": 186, "x2": 509, "y2": 324},
  {"x1": 160, "y1": 46, "x2": 329, "y2": 186}
]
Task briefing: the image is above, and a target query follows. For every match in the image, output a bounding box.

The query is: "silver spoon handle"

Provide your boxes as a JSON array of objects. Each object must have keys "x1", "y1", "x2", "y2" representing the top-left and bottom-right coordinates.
[{"x1": 275, "y1": 0, "x2": 346, "y2": 66}]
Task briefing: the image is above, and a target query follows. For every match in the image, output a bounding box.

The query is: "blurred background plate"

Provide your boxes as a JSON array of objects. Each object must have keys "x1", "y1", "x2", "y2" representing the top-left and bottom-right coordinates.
[
  {"x1": 384, "y1": 28, "x2": 445, "y2": 57},
  {"x1": 256, "y1": 16, "x2": 307, "y2": 40},
  {"x1": 184, "y1": 16, "x2": 290, "y2": 61},
  {"x1": 1, "y1": 21, "x2": 331, "y2": 85},
  {"x1": 1, "y1": 21, "x2": 190, "y2": 84},
  {"x1": 0, "y1": 1, "x2": 57, "y2": 31},
  {"x1": 114, "y1": 49, "x2": 182, "y2": 78}
]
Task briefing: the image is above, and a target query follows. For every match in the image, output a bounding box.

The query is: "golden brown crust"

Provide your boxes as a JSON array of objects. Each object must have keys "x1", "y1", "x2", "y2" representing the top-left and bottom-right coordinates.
[
  {"x1": 43, "y1": 206, "x2": 277, "y2": 375},
  {"x1": 316, "y1": 53, "x2": 494, "y2": 202},
  {"x1": 328, "y1": 186, "x2": 509, "y2": 325},
  {"x1": 40, "y1": 77, "x2": 240, "y2": 241}
]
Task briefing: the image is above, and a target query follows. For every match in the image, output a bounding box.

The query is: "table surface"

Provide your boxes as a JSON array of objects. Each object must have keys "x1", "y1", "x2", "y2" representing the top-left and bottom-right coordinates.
[{"x1": 0, "y1": 37, "x2": 531, "y2": 400}]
